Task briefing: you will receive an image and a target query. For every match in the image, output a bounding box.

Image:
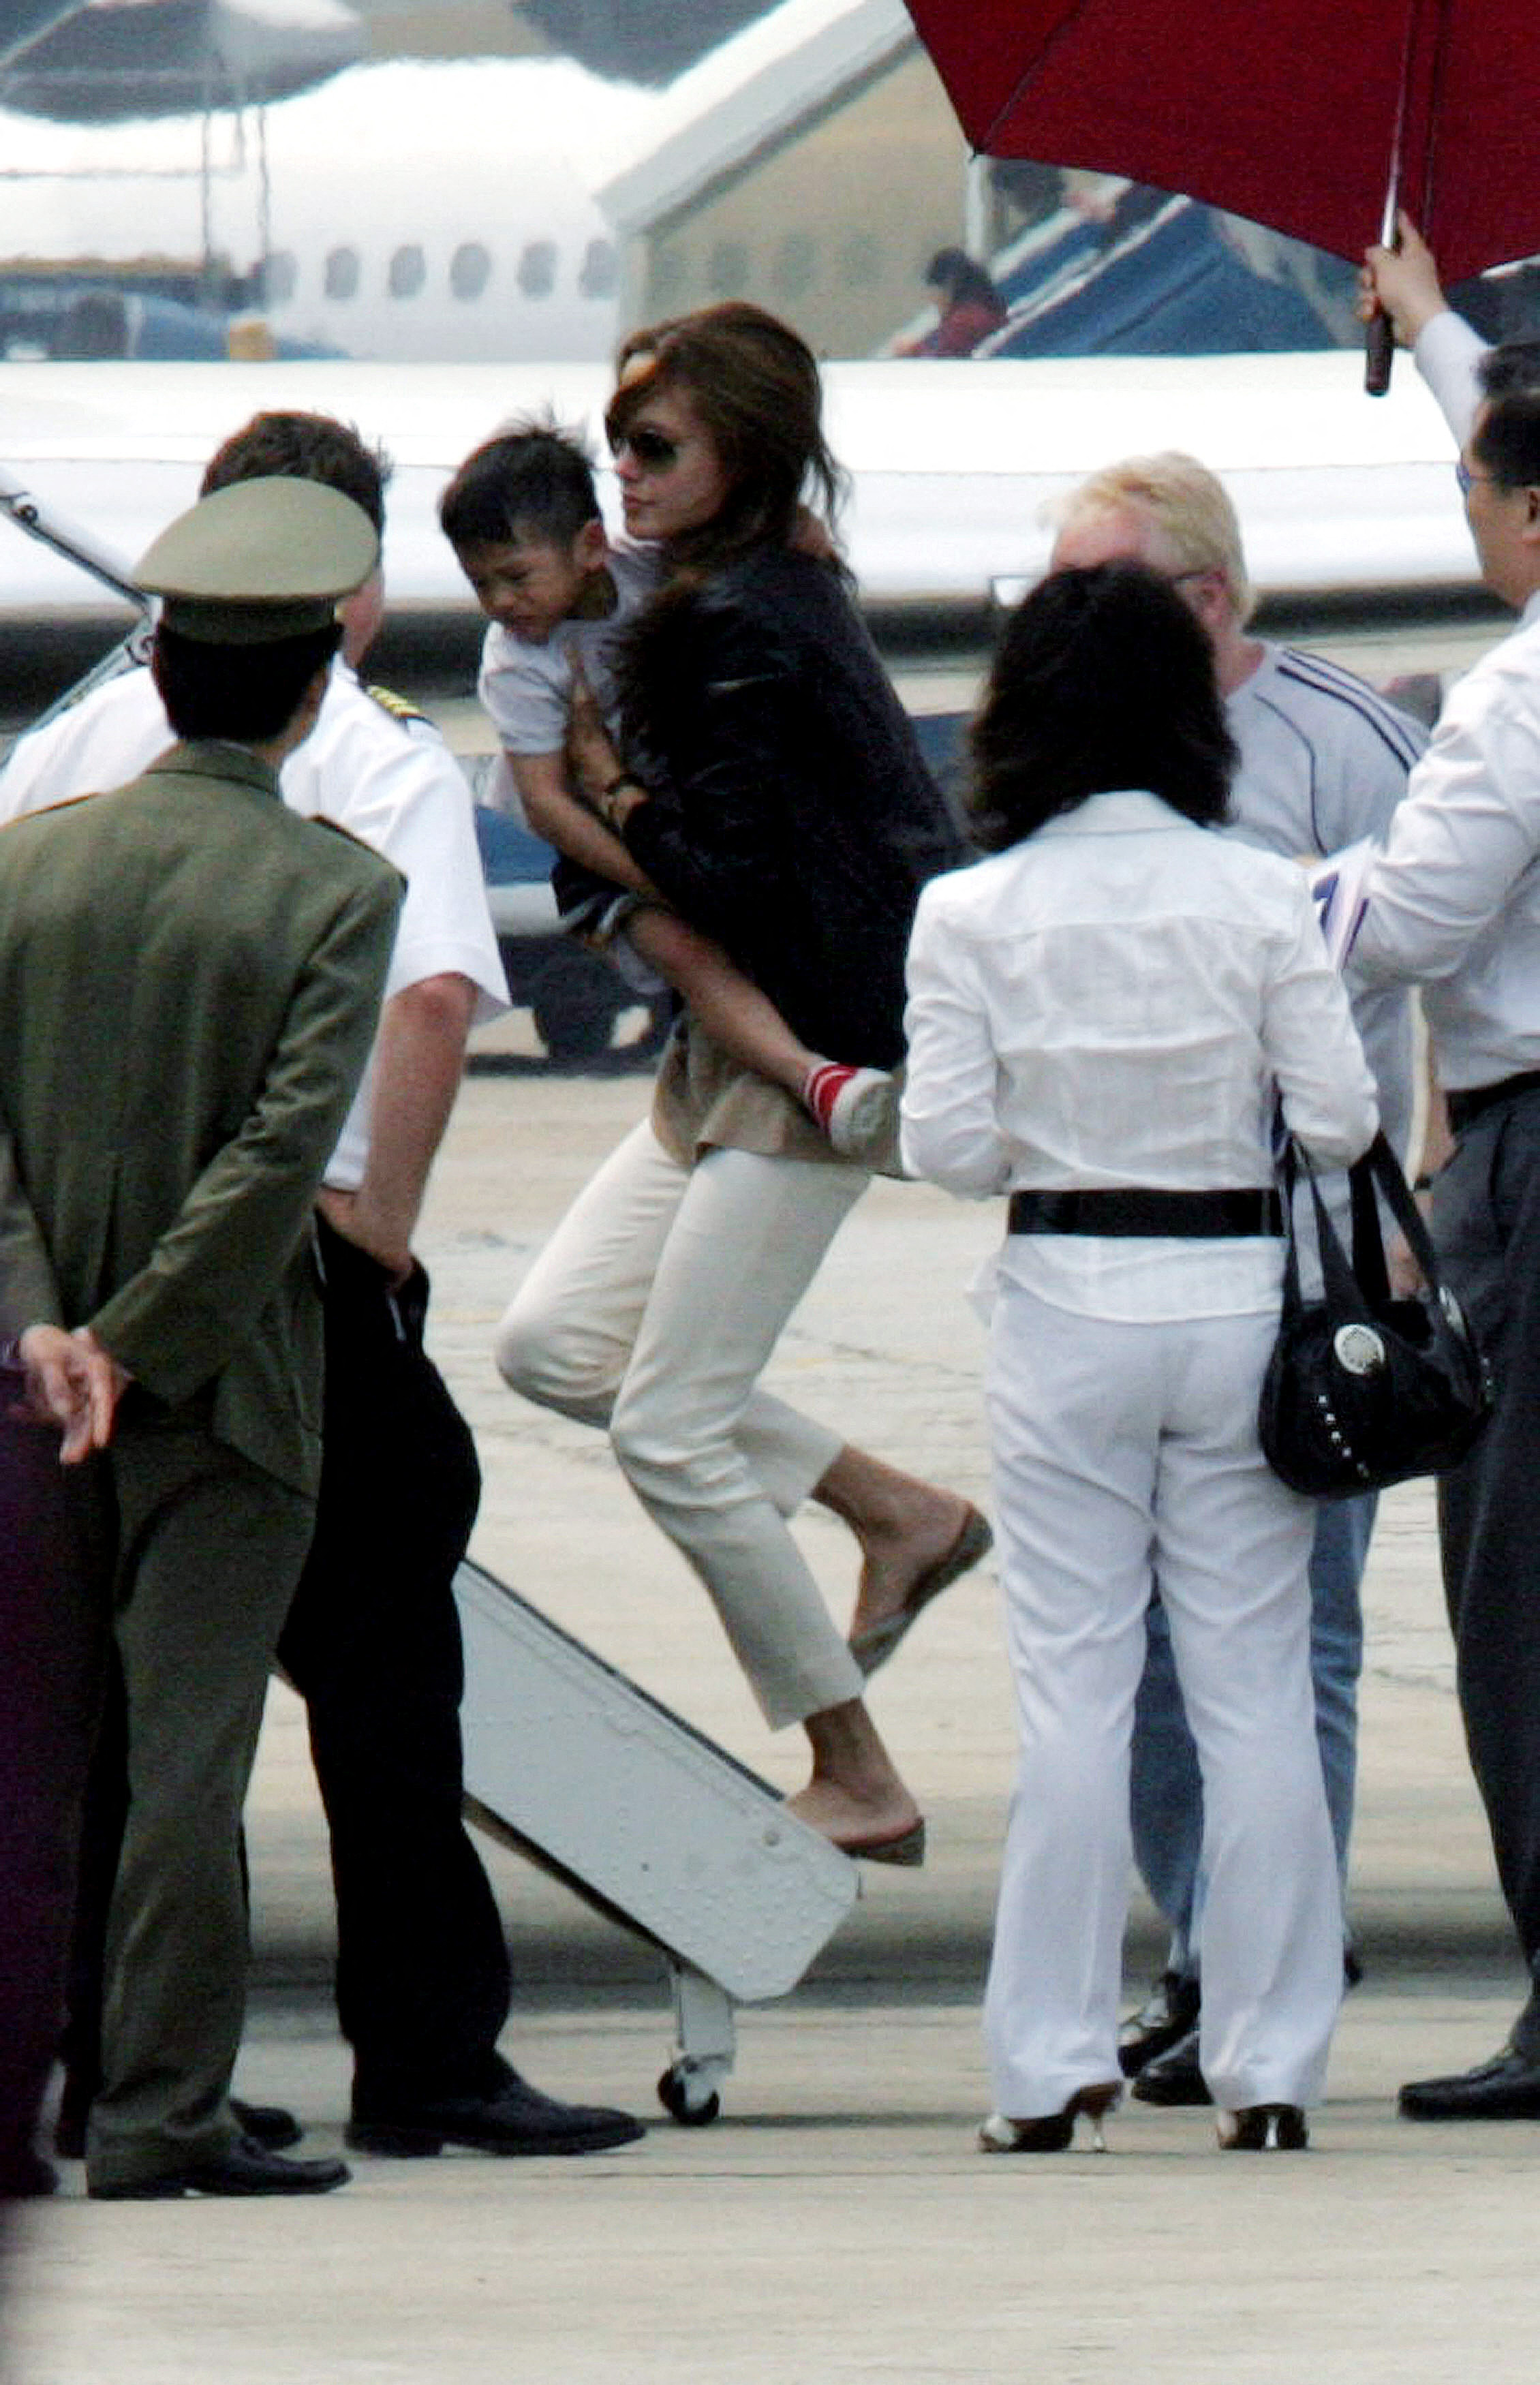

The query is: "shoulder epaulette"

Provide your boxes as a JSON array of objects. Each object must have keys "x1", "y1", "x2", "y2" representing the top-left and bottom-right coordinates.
[{"x1": 365, "y1": 682, "x2": 430, "y2": 730}]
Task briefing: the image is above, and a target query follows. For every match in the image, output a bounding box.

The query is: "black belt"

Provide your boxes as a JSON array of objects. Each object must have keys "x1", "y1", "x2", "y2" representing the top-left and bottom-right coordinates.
[
  {"x1": 1007, "y1": 1187, "x2": 1282, "y2": 1239},
  {"x1": 1447, "y1": 1071, "x2": 1540, "y2": 1135}
]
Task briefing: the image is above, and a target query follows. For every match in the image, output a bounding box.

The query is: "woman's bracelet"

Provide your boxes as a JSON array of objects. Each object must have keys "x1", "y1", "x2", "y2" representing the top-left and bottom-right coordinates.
[{"x1": 600, "y1": 773, "x2": 645, "y2": 829}]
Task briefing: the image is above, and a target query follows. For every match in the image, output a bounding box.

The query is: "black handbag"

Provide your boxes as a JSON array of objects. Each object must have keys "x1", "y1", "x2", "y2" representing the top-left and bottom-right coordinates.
[{"x1": 1258, "y1": 1130, "x2": 1494, "y2": 1498}]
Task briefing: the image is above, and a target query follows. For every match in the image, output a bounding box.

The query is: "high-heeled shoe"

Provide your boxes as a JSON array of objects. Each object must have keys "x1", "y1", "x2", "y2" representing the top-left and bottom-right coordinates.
[
  {"x1": 1216, "y1": 2103, "x2": 1308, "y2": 2151},
  {"x1": 979, "y1": 2080, "x2": 1120, "y2": 2155}
]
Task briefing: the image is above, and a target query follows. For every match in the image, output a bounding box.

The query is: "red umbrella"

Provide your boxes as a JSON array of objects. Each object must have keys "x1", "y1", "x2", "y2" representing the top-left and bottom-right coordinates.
[{"x1": 902, "y1": 0, "x2": 1540, "y2": 286}]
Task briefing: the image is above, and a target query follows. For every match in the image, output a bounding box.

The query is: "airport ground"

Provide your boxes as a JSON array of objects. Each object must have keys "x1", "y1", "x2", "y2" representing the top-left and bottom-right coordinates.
[
  {"x1": 6, "y1": 614, "x2": 1540, "y2": 2382},
  {"x1": 6, "y1": 1058, "x2": 1540, "y2": 2385}
]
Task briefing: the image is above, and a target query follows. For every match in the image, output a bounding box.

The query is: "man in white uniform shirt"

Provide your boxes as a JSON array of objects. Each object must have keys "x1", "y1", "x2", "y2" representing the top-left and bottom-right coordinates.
[
  {"x1": 1338, "y1": 255, "x2": 1540, "y2": 2116},
  {"x1": 0, "y1": 413, "x2": 643, "y2": 2161},
  {"x1": 1049, "y1": 456, "x2": 1423, "y2": 2103}
]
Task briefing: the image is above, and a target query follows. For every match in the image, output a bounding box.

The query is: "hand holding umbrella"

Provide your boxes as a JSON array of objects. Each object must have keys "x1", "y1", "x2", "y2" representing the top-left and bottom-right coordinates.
[{"x1": 1359, "y1": 211, "x2": 1451, "y2": 352}]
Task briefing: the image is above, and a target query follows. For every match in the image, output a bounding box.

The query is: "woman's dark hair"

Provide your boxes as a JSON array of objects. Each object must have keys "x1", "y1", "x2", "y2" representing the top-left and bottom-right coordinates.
[
  {"x1": 968, "y1": 563, "x2": 1235, "y2": 851},
  {"x1": 925, "y1": 246, "x2": 1001, "y2": 310},
  {"x1": 151, "y1": 620, "x2": 343, "y2": 743},
  {"x1": 605, "y1": 301, "x2": 846, "y2": 574}
]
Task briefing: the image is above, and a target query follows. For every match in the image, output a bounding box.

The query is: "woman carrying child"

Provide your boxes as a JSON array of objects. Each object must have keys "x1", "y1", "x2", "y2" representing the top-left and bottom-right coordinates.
[{"x1": 486, "y1": 303, "x2": 986, "y2": 1860}]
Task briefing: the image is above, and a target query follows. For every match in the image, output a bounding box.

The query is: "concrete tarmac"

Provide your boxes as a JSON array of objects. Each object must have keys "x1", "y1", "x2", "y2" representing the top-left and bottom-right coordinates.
[{"x1": 7, "y1": 1062, "x2": 1538, "y2": 2385}]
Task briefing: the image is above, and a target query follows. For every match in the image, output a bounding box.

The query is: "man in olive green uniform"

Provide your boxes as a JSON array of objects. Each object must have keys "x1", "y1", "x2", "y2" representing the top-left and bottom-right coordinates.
[{"x1": 0, "y1": 477, "x2": 401, "y2": 2198}]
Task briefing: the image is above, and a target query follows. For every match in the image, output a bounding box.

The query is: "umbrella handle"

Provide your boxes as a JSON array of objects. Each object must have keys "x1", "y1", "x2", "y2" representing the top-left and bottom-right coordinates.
[{"x1": 1364, "y1": 307, "x2": 1395, "y2": 397}]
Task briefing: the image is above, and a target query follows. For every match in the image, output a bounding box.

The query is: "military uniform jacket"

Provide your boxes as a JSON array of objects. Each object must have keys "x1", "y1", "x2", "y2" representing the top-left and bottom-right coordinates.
[{"x1": 0, "y1": 741, "x2": 401, "y2": 1496}]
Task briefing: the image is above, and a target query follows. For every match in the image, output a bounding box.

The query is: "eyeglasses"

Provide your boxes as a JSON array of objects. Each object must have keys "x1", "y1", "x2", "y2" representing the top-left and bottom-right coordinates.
[
  {"x1": 1456, "y1": 459, "x2": 1503, "y2": 497},
  {"x1": 606, "y1": 425, "x2": 679, "y2": 472}
]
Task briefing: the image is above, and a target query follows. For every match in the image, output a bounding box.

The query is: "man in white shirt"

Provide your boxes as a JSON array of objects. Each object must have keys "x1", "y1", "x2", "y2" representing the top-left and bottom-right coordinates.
[
  {"x1": 1331, "y1": 290, "x2": 1540, "y2": 2118},
  {"x1": 0, "y1": 413, "x2": 642, "y2": 2161},
  {"x1": 1049, "y1": 456, "x2": 1423, "y2": 2102}
]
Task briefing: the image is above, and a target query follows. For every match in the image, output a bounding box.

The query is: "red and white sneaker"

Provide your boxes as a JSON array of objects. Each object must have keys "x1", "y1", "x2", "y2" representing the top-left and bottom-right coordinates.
[{"x1": 801, "y1": 1061, "x2": 904, "y2": 1173}]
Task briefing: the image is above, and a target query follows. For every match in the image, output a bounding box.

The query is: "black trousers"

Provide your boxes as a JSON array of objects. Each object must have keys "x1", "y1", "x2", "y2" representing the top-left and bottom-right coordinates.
[
  {"x1": 1434, "y1": 1089, "x2": 1540, "y2": 2018},
  {"x1": 279, "y1": 1222, "x2": 510, "y2": 2099},
  {"x1": 0, "y1": 1402, "x2": 108, "y2": 2194},
  {"x1": 64, "y1": 1222, "x2": 512, "y2": 2112}
]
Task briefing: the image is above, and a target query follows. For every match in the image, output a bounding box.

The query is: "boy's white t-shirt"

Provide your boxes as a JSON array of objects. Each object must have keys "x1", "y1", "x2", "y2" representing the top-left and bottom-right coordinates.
[{"x1": 477, "y1": 543, "x2": 658, "y2": 757}]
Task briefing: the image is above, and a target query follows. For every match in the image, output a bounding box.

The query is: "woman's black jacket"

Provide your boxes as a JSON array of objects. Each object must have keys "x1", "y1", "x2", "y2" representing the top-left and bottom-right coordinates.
[{"x1": 615, "y1": 546, "x2": 965, "y2": 1069}]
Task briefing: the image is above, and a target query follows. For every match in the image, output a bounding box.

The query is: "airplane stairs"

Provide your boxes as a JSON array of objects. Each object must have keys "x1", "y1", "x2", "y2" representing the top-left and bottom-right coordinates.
[{"x1": 453, "y1": 1560, "x2": 859, "y2": 2125}]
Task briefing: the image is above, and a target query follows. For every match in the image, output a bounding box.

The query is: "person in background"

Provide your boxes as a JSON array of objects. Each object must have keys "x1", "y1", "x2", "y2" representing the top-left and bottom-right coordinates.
[
  {"x1": 1048, "y1": 452, "x2": 1424, "y2": 2105},
  {"x1": 902, "y1": 561, "x2": 1378, "y2": 2153},
  {"x1": 897, "y1": 247, "x2": 1008, "y2": 358}
]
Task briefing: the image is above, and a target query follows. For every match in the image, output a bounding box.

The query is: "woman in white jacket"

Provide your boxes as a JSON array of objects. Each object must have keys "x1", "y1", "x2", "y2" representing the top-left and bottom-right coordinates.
[{"x1": 902, "y1": 563, "x2": 1379, "y2": 2153}]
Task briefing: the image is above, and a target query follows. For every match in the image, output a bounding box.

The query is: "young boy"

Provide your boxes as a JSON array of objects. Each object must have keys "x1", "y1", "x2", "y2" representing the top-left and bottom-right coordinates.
[{"x1": 438, "y1": 422, "x2": 897, "y2": 1163}]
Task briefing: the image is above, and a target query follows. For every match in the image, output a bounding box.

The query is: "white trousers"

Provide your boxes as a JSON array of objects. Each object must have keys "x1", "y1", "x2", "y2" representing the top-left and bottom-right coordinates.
[
  {"x1": 495, "y1": 1121, "x2": 868, "y2": 1727},
  {"x1": 982, "y1": 1282, "x2": 1342, "y2": 2118}
]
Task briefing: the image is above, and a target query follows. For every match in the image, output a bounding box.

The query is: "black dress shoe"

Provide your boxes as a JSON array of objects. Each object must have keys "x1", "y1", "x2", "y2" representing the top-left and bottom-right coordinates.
[
  {"x1": 1129, "y1": 2022, "x2": 1212, "y2": 2107},
  {"x1": 1118, "y1": 1971, "x2": 1201, "y2": 2078},
  {"x1": 55, "y1": 2093, "x2": 301, "y2": 2162},
  {"x1": 348, "y1": 2067, "x2": 644, "y2": 2158},
  {"x1": 89, "y1": 2135, "x2": 349, "y2": 2199},
  {"x1": 1399, "y1": 2044, "x2": 1540, "y2": 2121}
]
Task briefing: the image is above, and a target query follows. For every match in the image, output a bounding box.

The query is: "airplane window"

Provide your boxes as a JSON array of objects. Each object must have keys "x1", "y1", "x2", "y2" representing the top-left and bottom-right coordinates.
[
  {"x1": 579, "y1": 239, "x2": 617, "y2": 301},
  {"x1": 773, "y1": 232, "x2": 816, "y2": 300},
  {"x1": 517, "y1": 242, "x2": 557, "y2": 298},
  {"x1": 262, "y1": 251, "x2": 298, "y2": 305},
  {"x1": 324, "y1": 247, "x2": 360, "y2": 301},
  {"x1": 840, "y1": 234, "x2": 882, "y2": 290},
  {"x1": 451, "y1": 243, "x2": 492, "y2": 301},
  {"x1": 707, "y1": 240, "x2": 749, "y2": 297},
  {"x1": 388, "y1": 244, "x2": 427, "y2": 300}
]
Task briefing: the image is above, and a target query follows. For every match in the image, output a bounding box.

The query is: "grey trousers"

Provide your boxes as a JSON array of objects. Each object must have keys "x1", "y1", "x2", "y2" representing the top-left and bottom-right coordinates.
[{"x1": 87, "y1": 1414, "x2": 312, "y2": 2191}]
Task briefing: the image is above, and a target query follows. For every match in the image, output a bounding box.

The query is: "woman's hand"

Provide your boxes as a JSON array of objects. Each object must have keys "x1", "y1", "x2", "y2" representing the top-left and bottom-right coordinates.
[{"x1": 565, "y1": 660, "x2": 622, "y2": 809}]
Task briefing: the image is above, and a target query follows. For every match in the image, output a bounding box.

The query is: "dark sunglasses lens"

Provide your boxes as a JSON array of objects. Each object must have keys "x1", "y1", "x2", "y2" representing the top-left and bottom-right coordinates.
[{"x1": 621, "y1": 427, "x2": 677, "y2": 469}]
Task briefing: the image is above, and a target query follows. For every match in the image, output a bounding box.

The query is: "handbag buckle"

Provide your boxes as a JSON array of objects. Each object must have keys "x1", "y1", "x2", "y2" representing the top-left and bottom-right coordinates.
[{"x1": 1333, "y1": 1323, "x2": 1386, "y2": 1376}]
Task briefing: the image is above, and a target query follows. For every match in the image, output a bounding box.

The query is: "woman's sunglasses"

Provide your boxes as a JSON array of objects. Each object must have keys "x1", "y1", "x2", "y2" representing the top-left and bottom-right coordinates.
[{"x1": 606, "y1": 425, "x2": 679, "y2": 472}]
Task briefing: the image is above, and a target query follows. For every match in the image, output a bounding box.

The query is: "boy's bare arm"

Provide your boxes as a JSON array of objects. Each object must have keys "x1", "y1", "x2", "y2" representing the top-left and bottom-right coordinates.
[{"x1": 509, "y1": 748, "x2": 656, "y2": 895}]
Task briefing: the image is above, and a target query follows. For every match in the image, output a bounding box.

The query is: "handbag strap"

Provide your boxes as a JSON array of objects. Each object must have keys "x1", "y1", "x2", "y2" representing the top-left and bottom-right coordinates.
[
  {"x1": 1280, "y1": 1139, "x2": 1372, "y2": 1319},
  {"x1": 1283, "y1": 1129, "x2": 1451, "y2": 1317},
  {"x1": 1358, "y1": 1129, "x2": 1446, "y2": 1291}
]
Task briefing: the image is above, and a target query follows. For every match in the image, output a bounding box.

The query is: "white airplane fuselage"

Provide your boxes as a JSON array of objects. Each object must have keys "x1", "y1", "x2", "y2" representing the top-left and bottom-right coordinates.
[
  {"x1": 0, "y1": 350, "x2": 1477, "y2": 627},
  {"x1": 0, "y1": 57, "x2": 639, "y2": 366}
]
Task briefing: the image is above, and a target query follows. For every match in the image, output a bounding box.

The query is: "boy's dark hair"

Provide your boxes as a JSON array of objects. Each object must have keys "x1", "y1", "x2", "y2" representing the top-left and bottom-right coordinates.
[
  {"x1": 200, "y1": 412, "x2": 390, "y2": 534},
  {"x1": 968, "y1": 562, "x2": 1235, "y2": 851},
  {"x1": 151, "y1": 620, "x2": 343, "y2": 743},
  {"x1": 1473, "y1": 344, "x2": 1540, "y2": 487},
  {"x1": 439, "y1": 420, "x2": 600, "y2": 553}
]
